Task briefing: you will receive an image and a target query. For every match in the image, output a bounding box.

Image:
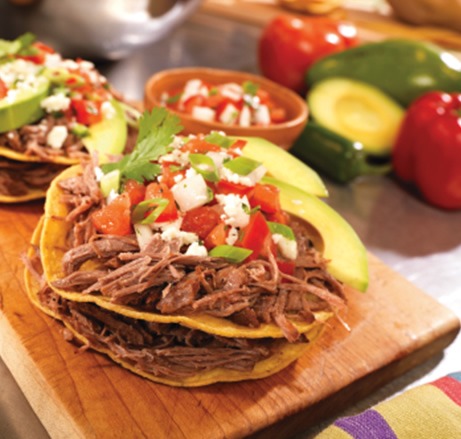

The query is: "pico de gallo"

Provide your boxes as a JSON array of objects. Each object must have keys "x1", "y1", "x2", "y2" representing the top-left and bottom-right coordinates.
[
  {"x1": 161, "y1": 78, "x2": 288, "y2": 127},
  {"x1": 0, "y1": 33, "x2": 127, "y2": 154},
  {"x1": 91, "y1": 109, "x2": 298, "y2": 273}
]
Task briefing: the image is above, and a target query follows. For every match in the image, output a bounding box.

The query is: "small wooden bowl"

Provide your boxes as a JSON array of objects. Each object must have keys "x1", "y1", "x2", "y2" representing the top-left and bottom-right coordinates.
[{"x1": 144, "y1": 67, "x2": 308, "y2": 150}]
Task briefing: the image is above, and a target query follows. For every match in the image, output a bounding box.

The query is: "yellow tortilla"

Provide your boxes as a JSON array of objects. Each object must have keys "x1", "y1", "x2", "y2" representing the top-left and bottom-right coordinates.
[
  {"x1": 41, "y1": 165, "x2": 335, "y2": 339},
  {"x1": 26, "y1": 218, "x2": 323, "y2": 387}
]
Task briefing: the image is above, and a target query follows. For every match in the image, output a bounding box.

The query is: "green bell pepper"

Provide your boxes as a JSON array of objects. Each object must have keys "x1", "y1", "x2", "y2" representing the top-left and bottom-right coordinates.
[
  {"x1": 290, "y1": 122, "x2": 391, "y2": 184},
  {"x1": 306, "y1": 39, "x2": 461, "y2": 107}
]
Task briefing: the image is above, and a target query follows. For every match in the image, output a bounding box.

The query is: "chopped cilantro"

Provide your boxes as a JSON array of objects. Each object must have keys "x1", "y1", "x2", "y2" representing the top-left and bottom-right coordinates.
[
  {"x1": 166, "y1": 92, "x2": 182, "y2": 105},
  {"x1": 242, "y1": 81, "x2": 259, "y2": 96},
  {"x1": 101, "y1": 107, "x2": 183, "y2": 183}
]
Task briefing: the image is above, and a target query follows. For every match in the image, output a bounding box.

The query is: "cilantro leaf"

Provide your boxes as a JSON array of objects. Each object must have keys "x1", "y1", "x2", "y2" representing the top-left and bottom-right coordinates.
[
  {"x1": 101, "y1": 107, "x2": 183, "y2": 183},
  {"x1": 242, "y1": 80, "x2": 259, "y2": 96}
]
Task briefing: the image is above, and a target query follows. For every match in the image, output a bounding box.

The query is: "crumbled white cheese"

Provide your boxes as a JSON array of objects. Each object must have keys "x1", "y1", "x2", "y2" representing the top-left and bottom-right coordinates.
[
  {"x1": 41, "y1": 92, "x2": 71, "y2": 113},
  {"x1": 106, "y1": 188, "x2": 119, "y2": 205},
  {"x1": 216, "y1": 193, "x2": 250, "y2": 228},
  {"x1": 206, "y1": 151, "x2": 231, "y2": 169},
  {"x1": 94, "y1": 166, "x2": 104, "y2": 182},
  {"x1": 173, "y1": 174, "x2": 184, "y2": 184},
  {"x1": 46, "y1": 125, "x2": 68, "y2": 149},
  {"x1": 44, "y1": 53, "x2": 63, "y2": 68},
  {"x1": 161, "y1": 224, "x2": 199, "y2": 247},
  {"x1": 159, "y1": 148, "x2": 190, "y2": 167},
  {"x1": 272, "y1": 234, "x2": 298, "y2": 260},
  {"x1": 220, "y1": 164, "x2": 267, "y2": 187},
  {"x1": 185, "y1": 242, "x2": 208, "y2": 257}
]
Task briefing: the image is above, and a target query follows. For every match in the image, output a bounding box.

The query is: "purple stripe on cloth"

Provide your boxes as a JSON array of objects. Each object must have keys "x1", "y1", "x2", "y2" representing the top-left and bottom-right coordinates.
[{"x1": 334, "y1": 409, "x2": 398, "y2": 439}]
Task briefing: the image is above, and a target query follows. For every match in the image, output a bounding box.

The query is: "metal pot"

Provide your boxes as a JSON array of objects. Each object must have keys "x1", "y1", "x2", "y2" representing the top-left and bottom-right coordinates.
[{"x1": 0, "y1": 0, "x2": 202, "y2": 60}]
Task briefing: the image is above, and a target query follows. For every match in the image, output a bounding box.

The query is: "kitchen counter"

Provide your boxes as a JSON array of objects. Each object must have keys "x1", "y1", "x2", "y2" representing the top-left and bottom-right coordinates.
[{"x1": 1, "y1": 10, "x2": 460, "y2": 439}]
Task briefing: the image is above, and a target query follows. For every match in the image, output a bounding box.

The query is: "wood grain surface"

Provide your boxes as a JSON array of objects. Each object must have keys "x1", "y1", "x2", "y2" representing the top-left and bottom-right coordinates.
[
  {"x1": 200, "y1": 0, "x2": 461, "y2": 49},
  {"x1": 0, "y1": 201, "x2": 459, "y2": 439}
]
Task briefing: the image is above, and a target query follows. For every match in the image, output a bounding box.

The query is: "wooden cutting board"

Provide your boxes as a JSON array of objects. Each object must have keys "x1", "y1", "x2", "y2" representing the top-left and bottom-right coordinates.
[
  {"x1": 0, "y1": 201, "x2": 459, "y2": 439},
  {"x1": 200, "y1": 0, "x2": 461, "y2": 50}
]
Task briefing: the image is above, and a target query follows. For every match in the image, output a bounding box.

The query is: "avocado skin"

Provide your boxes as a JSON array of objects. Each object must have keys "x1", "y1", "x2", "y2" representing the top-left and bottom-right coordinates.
[
  {"x1": 0, "y1": 79, "x2": 50, "y2": 133},
  {"x1": 306, "y1": 39, "x2": 461, "y2": 107}
]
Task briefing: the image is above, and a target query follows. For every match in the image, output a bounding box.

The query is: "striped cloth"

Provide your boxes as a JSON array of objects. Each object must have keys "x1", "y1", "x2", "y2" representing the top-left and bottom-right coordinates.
[{"x1": 315, "y1": 372, "x2": 461, "y2": 439}]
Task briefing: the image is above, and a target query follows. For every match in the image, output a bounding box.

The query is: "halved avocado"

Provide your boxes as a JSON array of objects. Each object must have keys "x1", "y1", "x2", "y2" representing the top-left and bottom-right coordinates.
[
  {"x1": 264, "y1": 175, "x2": 369, "y2": 292},
  {"x1": 308, "y1": 77, "x2": 404, "y2": 155},
  {"x1": 0, "y1": 77, "x2": 50, "y2": 133},
  {"x1": 239, "y1": 136, "x2": 328, "y2": 197},
  {"x1": 82, "y1": 99, "x2": 127, "y2": 162}
]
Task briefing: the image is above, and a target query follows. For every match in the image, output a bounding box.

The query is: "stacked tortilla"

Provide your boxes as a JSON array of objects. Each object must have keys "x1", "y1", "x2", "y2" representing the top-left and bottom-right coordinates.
[
  {"x1": 23, "y1": 123, "x2": 348, "y2": 387},
  {"x1": 0, "y1": 34, "x2": 136, "y2": 203}
]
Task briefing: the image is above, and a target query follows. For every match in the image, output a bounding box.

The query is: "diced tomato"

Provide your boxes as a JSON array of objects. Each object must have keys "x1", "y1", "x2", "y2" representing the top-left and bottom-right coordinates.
[
  {"x1": 250, "y1": 183, "x2": 281, "y2": 214},
  {"x1": 124, "y1": 179, "x2": 146, "y2": 205},
  {"x1": 270, "y1": 107, "x2": 287, "y2": 123},
  {"x1": 91, "y1": 192, "x2": 132, "y2": 236},
  {"x1": 144, "y1": 182, "x2": 178, "y2": 223},
  {"x1": 160, "y1": 162, "x2": 184, "y2": 188},
  {"x1": 182, "y1": 137, "x2": 222, "y2": 154},
  {"x1": 182, "y1": 95, "x2": 206, "y2": 114},
  {"x1": 265, "y1": 209, "x2": 290, "y2": 225},
  {"x1": 276, "y1": 259, "x2": 296, "y2": 278},
  {"x1": 216, "y1": 179, "x2": 254, "y2": 197},
  {"x1": 0, "y1": 79, "x2": 8, "y2": 99},
  {"x1": 204, "y1": 223, "x2": 228, "y2": 249},
  {"x1": 71, "y1": 98, "x2": 103, "y2": 125},
  {"x1": 181, "y1": 206, "x2": 221, "y2": 240},
  {"x1": 256, "y1": 89, "x2": 270, "y2": 104},
  {"x1": 33, "y1": 41, "x2": 55, "y2": 54},
  {"x1": 237, "y1": 211, "x2": 270, "y2": 261}
]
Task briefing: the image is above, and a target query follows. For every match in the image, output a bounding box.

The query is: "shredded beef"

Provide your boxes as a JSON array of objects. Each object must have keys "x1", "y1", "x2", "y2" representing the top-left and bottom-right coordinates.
[
  {"x1": 0, "y1": 158, "x2": 65, "y2": 197},
  {"x1": 37, "y1": 286, "x2": 281, "y2": 379},
  {"x1": 51, "y1": 164, "x2": 347, "y2": 342}
]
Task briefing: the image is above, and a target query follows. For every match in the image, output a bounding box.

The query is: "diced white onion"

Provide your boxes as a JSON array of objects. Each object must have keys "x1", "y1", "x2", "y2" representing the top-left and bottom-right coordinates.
[
  {"x1": 171, "y1": 172, "x2": 210, "y2": 212},
  {"x1": 134, "y1": 224, "x2": 154, "y2": 251},
  {"x1": 192, "y1": 106, "x2": 216, "y2": 122}
]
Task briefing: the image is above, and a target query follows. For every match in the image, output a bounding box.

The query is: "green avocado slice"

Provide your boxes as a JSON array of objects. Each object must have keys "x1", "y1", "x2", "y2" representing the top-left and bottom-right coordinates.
[
  {"x1": 264, "y1": 175, "x2": 369, "y2": 292},
  {"x1": 239, "y1": 136, "x2": 329, "y2": 197},
  {"x1": 82, "y1": 99, "x2": 127, "y2": 162},
  {"x1": 0, "y1": 77, "x2": 50, "y2": 133}
]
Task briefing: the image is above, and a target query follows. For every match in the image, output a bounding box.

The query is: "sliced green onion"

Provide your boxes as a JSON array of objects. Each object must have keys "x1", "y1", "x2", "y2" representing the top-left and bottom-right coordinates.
[
  {"x1": 100, "y1": 169, "x2": 120, "y2": 197},
  {"x1": 209, "y1": 245, "x2": 252, "y2": 263},
  {"x1": 268, "y1": 222, "x2": 295, "y2": 241},
  {"x1": 132, "y1": 198, "x2": 168, "y2": 224},
  {"x1": 204, "y1": 132, "x2": 234, "y2": 149},
  {"x1": 224, "y1": 156, "x2": 262, "y2": 176},
  {"x1": 71, "y1": 123, "x2": 89, "y2": 138},
  {"x1": 209, "y1": 87, "x2": 219, "y2": 96},
  {"x1": 189, "y1": 153, "x2": 219, "y2": 182}
]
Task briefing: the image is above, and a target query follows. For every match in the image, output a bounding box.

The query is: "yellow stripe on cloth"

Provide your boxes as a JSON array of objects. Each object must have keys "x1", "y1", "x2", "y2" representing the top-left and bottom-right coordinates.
[{"x1": 376, "y1": 384, "x2": 461, "y2": 438}]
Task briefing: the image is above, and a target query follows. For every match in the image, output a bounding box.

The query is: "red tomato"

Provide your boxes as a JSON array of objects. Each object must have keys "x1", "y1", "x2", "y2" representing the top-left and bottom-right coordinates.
[
  {"x1": 265, "y1": 210, "x2": 290, "y2": 225},
  {"x1": 276, "y1": 259, "x2": 296, "y2": 276},
  {"x1": 204, "y1": 223, "x2": 228, "y2": 249},
  {"x1": 124, "y1": 179, "x2": 146, "y2": 205},
  {"x1": 144, "y1": 182, "x2": 178, "y2": 223},
  {"x1": 71, "y1": 99, "x2": 103, "y2": 126},
  {"x1": 91, "y1": 192, "x2": 132, "y2": 236},
  {"x1": 182, "y1": 95, "x2": 206, "y2": 114},
  {"x1": 160, "y1": 162, "x2": 184, "y2": 188},
  {"x1": 250, "y1": 183, "x2": 281, "y2": 213},
  {"x1": 181, "y1": 206, "x2": 221, "y2": 240},
  {"x1": 237, "y1": 211, "x2": 270, "y2": 261},
  {"x1": 0, "y1": 79, "x2": 8, "y2": 99},
  {"x1": 258, "y1": 14, "x2": 358, "y2": 94},
  {"x1": 216, "y1": 179, "x2": 254, "y2": 197},
  {"x1": 182, "y1": 138, "x2": 222, "y2": 154}
]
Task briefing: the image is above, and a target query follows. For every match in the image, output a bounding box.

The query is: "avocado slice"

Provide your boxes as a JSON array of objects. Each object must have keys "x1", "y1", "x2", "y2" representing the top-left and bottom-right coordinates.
[
  {"x1": 82, "y1": 99, "x2": 127, "y2": 162},
  {"x1": 264, "y1": 175, "x2": 369, "y2": 292},
  {"x1": 0, "y1": 77, "x2": 50, "y2": 133},
  {"x1": 308, "y1": 78, "x2": 404, "y2": 156},
  {"x1": 239, "y1": 136, "x2": 329, "y2": 197}
]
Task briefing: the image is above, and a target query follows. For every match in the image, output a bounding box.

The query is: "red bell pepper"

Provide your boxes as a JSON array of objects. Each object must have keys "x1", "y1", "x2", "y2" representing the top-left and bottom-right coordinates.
[
  {"x1": 258, "y1": 14, "x2": 358, "y2": 95},
  {"x1": 392, "y1": 91, "x2": 461, "y2": 210}
]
